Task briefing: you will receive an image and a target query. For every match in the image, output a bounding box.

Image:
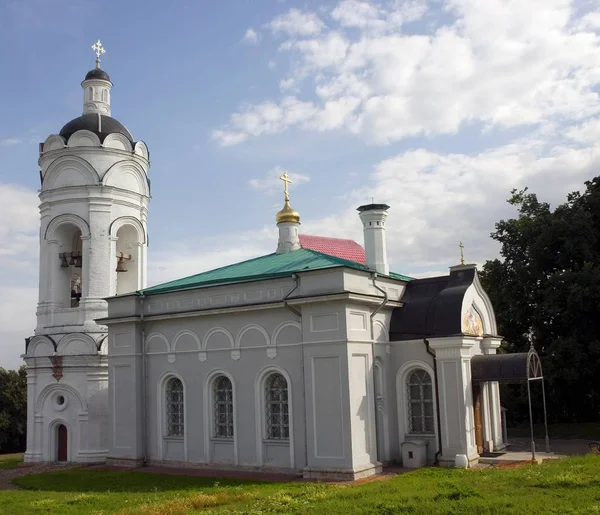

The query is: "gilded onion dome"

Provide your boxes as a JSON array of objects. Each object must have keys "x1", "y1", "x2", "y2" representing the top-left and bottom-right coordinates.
[
  {"x1": 276, "y1": 199, "x2": 300, "y2": 224},
  {"x1": 275, "y1": 171, "x2": 300, "y2": 224}
]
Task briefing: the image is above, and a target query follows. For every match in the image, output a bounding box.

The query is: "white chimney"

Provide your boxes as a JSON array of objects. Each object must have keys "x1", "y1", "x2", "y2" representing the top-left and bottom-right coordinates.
[{"x1": 357, "y1": 203, "x2": 390, "y2": 275}]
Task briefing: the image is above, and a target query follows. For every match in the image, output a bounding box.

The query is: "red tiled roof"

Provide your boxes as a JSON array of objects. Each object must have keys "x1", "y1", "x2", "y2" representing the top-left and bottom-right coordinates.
[{"x1": 299, "y1": 234, "x2": 366, "y2": 265}]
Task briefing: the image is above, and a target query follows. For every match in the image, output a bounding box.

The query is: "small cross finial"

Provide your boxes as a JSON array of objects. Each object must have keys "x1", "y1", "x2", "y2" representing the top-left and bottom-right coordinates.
[
  {"x1": 459, "y1": 241, "x2": 465, "y2": 265},
  {"x1": 91, "y1": 39, "x2": 106, "y2": 68},
  {"x1": 280, "y1": 171, "x2": 293, "y2": 201}
]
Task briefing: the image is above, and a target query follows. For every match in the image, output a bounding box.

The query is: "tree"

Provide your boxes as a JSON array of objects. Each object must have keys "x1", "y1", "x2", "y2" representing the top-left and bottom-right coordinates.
[
  {"x1": 0, "y1": 365, "x2": 27, "y2": 453},
  {"x1": 480, "y1": 177, "x2": 600, "y2": 424}
]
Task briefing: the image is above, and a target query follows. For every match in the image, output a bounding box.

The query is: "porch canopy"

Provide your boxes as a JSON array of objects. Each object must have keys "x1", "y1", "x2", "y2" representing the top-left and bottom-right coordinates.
[
  {"x1": 470, "y1": 347, "x2": 548, "y2": 458},
  {"x1": 471, "y1": 348, "x2": 543, "y2": 383}
]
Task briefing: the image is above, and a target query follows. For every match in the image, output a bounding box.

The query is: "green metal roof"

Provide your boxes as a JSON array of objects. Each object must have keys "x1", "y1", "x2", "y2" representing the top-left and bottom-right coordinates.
[
  {"x1": 389, "y1": 271, "x2": 414, "y2": 282},
  {"x1": 139, "y1": 248, "x2": 412, "y2": 296}
]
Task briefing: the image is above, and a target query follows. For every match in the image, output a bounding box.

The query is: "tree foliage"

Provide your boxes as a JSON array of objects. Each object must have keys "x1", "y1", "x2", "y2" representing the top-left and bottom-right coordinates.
[
  {"x1": 0, "y1": 365, "x2": 27, "y2": 453},
  {"x1": 480, "y1": 177, "x2": 600, "y2": 424}
]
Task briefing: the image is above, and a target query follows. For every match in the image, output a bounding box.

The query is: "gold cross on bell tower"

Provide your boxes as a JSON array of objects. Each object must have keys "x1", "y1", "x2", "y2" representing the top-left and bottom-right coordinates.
[
  {"x1": 459, "y1": 241, "x2": 465, "y2": 265},
  {"x1": 280, "y1": 171, "x2": 293, "y2": 201},
  {"x1": 91, "y1": 39, "x2": 106, "y2": 68}
]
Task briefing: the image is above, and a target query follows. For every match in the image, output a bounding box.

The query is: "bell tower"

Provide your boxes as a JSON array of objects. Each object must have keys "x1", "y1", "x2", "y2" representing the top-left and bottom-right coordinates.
[{"x1": 23, "y1": 42, "x2": 151, "y2": 464}]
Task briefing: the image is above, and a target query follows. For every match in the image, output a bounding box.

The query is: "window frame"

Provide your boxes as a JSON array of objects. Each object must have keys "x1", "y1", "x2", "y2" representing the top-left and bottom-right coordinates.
[
  {"x1": 165, "y1": 376, "x2": 184, "y2": 438},
  {"x1": 396, "y1": 362, "x2": 438, "y2": 440},
  {"x1": 405, "y1": 368, "x2": 435, "y2": 435},
  {"x1": 263, "y1": 372, "x2": 290, "y2": 441},
  {"x1": 212, "y1": 375, "x2": 234, "y2": 440}
]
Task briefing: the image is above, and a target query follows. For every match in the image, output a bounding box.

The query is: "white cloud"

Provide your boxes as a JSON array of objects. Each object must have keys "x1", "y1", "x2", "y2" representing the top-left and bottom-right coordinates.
[
  {"x1": 0, "y1": 183, "x2": 39, "y2": 257},
  {"x1": 214, "y1": 0, "x2": 600, "y2": 146},
  {"x1": 0, "y1": 287, "x2": 37, "y2": 370},
  {"x1": 212, "y1": 97, "x2": 319, "y2": 146},
  {"x1": 268, "y1": 8, "x2": 325, "y2": 36},
  {"x1": 249, "y1": 166, "x2": 310, "y2": 195},
  {"x1": 331, "y1": 0, "x2": 427, "y2": 33},
  {"x1": 0, "y1": 183, "x2": 39, "y2": 369},
  {"x1": 0, "y1": 138, "x2": 22, "y2": 147},
  {"x1": 242, "y1": 28, "x2": 260, "y2": 45}
]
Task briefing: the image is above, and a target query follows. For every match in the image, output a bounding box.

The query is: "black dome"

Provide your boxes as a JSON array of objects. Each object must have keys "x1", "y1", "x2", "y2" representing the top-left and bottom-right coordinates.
[
  {"x1": 59, "y1": 114, "x2": 134, "y2": 143},
  {"x1": 85, "y1": 68, "x2": 111, "y2": 82}
]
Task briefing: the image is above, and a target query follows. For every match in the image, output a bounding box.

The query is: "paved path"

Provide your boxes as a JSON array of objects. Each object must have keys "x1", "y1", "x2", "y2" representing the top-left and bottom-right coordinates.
[
  {"x1": 0, "y1": 463, "x2": 80, "y2": 490},
  {"x1": 508, "y1": 437, "x2": 593, "y2": 456}
]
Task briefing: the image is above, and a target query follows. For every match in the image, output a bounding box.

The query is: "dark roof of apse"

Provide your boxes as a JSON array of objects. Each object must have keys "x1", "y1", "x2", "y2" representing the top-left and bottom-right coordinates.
[
  {"x1": 59, "y1": 114, "x2": 134, "y2": 143},
  {"x1": 389, "y1": 266, "x2": 477, "y2": 341}
]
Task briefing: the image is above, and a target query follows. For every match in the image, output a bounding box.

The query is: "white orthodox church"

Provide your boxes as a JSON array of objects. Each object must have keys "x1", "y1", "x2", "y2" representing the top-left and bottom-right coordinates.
[{"x1": 23, "y1": 44, "x2": 509, "y2": 479}]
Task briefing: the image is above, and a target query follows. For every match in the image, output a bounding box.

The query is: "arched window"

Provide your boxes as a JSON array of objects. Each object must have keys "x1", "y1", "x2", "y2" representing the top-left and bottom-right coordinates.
[
  {"x1": 165, "y1": 377, "x2": 184, "y2": 437},
  {"x1": 213, "y1": 376, "x2": 233, "y2": 438},
  {"x1": 264, "y1": 373, "x2": 289, "y2": 440},
  {"x1": 406, "y1": 369, "x2": 434, "y2": 434}
]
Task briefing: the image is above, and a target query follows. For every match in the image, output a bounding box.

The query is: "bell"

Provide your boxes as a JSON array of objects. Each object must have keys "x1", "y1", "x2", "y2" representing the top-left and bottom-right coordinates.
[
  {"x1": 69, "y1": 253, "x2": 76, "y2": 266},
  {"x1": 60, "y1": 254, "x2": 69, "y2": 268},
  {"x1": 116, "y1": 256, "x2": 128, "y2": 273}
]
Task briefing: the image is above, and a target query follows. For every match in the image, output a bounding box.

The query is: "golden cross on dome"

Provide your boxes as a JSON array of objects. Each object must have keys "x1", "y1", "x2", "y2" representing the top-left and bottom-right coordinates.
[
  {"x1": 91, "y1": 40, "x2": 106, "y2": 68},
  {"x1": 280, "y1": 171, "x2": 293, "y2": 201},
  {"x1": 459, "y1": 241, "x2": 465, "y2": 265}
]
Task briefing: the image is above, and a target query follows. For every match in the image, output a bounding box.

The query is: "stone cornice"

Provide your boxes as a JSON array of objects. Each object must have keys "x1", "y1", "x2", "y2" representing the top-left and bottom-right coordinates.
[{"x1": 100, "y1": 291, "x2": 402, "y2": 325}]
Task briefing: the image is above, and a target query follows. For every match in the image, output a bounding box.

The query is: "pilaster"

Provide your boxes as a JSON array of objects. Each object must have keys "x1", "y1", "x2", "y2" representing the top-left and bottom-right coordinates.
[
  {"x1": 482, "y1": 338, "x2": 504, "y2": 449},
  {"x1": 428, "y1": 336, "x2": 480, "y2": 467}
]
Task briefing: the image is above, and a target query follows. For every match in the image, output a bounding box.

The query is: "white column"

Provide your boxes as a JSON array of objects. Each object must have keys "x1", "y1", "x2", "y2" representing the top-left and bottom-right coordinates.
[
  {"x1": 24, "y1": 370, "x2": 39, "y2": 463},
  {"x1": 81, "y1": 201, "x2": 111, "y2": 327},
  {"x1": 481, "y1": 338, "x2": 504, "y2": 449},
  {"x1": 428, "y1": 337, "x2": 479, "y2": 467}
]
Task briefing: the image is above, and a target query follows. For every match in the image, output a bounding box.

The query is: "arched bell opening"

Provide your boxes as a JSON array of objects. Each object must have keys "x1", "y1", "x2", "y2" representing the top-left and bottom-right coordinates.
[
  {"x1": 54, "y1": 224, "x2": 83, "y2": 308},
  {"x1": 115, "y1": 224, "x2": 141, "y2": 295}
]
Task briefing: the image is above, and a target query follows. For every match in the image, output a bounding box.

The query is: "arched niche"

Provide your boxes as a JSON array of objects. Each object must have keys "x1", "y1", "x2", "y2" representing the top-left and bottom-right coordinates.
[
  {"x1": 114, "y1": 223, "x2": 143, "y2": 295},
  {"x1": 66, "y1": 130, "x2": 101, "y2": 148},
  {"x1": 43, "y1": 156, "x2": 100, "y2": 190},
  {"x1": 26, "y1": 335, "x2": 57, "y2": 357},
  {"x1": 103, "y1": 161, "x2": 149, "y2": 196},
  {"x1": 49, "y1": 220, "x2": 85, "y2": 309},
  {"x1": 57, "y1": 333, "x2": 98, "y2": 356},
  {"x1": 42, "y1": 135, "x2": 66, "y2": 153},
  {"x1": 103, "y1": 133, "x2": 133, "y2": 152},
  {"x1": 134, "y1": 141, "x2": 149, "y2": 160}
]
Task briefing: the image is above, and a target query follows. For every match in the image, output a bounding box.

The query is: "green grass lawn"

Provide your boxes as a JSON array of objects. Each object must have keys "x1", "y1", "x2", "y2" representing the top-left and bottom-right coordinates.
[
  {"x1": 0, "y1": 454, "x2": 23, "y2": 470},
  {"x1": 508, "y1": 422, "x2": 600, "y2": 440},
  {"x1": 0, "y1": 455, "x2": 598, "y2": 514}
]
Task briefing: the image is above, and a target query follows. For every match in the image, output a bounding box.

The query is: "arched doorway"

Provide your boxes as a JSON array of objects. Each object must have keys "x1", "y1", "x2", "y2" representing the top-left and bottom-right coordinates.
[{"x1": 57, "y1": 424, "x2": 68, "y2": 462}]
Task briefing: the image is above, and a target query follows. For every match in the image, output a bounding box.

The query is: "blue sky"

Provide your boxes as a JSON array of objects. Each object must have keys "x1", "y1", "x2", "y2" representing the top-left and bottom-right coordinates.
[{"x1": 1, "y1": 0, "x2": 599, "y2": 368}]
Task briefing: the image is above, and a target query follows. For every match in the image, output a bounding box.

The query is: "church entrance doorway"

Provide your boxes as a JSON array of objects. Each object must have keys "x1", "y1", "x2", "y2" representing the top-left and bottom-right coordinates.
[
  {"x1": 470, "y1": 348, "x2": 549, "y2": 460},
  {"x1": 57, "y1": 424, "x2": 68, "y2": 462},
  {"x1": 472, "y1": 383, "x2": 484, "y2": 454}
]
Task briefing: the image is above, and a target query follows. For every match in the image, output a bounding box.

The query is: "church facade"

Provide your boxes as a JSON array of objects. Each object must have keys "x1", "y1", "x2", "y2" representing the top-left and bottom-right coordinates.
[{"x1": 23, "y1": 46, "x2": 505, "y2": 479}]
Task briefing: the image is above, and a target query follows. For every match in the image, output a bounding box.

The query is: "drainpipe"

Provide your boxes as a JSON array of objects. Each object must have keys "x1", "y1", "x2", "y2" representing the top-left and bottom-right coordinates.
[
  {"x1": 283, "y1": 273, "x2": 301, "y2": 317},
  {"x1": 140, "y1": 293, "x2": 148, "y2": 466},
  {"x1": 370, "y1": 273, "x2": 388, "y2": 335},
  {"x1": 283, "y1": 274, "x2": 305, "y2": 472},
  {"x1": 370, "y1": 273, "x2": 388, "y2": 464},
  {"x1": 425, "y1": 339, "x2": 443, "y2": 465}
]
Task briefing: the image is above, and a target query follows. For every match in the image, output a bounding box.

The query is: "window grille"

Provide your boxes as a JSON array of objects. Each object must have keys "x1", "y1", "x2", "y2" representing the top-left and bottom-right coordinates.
[
  {"x1": 264, "y1": 373, "x2": 289, "y2": 440},
  {"x1": 213, "y1": 376, "x2": 234, "y2": 438},
  {"x1": 406, "y1": 369, "x2": 434, "y2": 434},
  {"x1": 166, "y1": 377, "x2": 184, "y2": 437}
]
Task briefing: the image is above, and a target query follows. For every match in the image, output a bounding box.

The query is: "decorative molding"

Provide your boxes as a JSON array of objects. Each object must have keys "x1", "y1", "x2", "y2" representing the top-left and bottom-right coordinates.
[
  {"x1": 236, "y1": 324, "x2": 270, "y2": 348},
  {"x1": 172, "y1": 330, "x2": 201, "y2": 353},
  {"x1": 204, "y1": 327, "x2": 234, "y2": 350}
]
